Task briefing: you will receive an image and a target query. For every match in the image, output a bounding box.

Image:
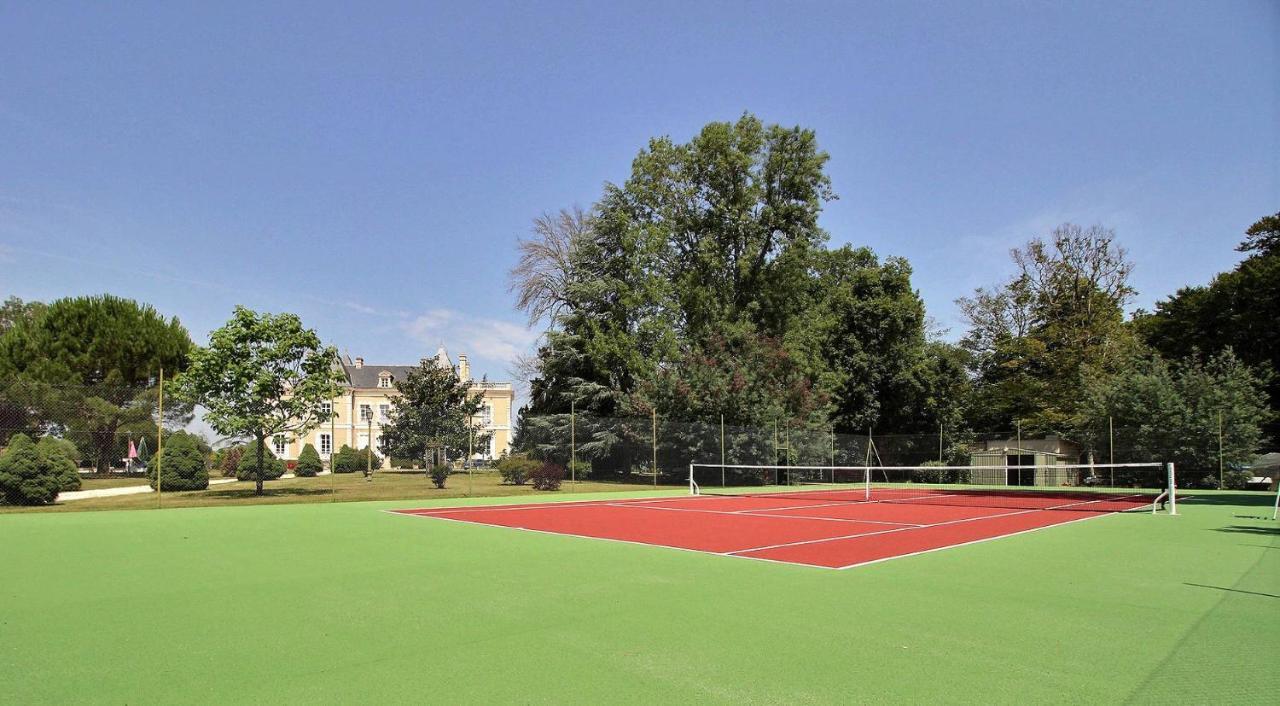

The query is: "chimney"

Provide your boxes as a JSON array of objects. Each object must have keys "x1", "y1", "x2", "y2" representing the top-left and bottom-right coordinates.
[
  {"x1": 458, "y1": 354, "x2": 471, "y2": 382},
  {"x1": 354, "y1": 357, "x2": 363, "y2": 369}
]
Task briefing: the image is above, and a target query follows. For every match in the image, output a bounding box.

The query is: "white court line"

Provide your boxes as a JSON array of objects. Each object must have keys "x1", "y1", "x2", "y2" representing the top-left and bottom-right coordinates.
[
  {"x1": 382, "y1": 508, "x2": 826, "y2": 571},
  {"x1": 388, "y1": 492, "x2": 1151, "y2": 571},
  {"x1": 725, "y1": 494, "x2": 1146, "y2": 555},
  {"x1": 604, "y1": 502, "x2": 923, "y2": 527}
]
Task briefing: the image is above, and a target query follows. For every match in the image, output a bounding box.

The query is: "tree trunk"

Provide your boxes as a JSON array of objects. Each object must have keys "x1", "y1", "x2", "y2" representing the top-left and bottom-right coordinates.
[
  {"x1": 256, "y1": 432, "x2": 266, "y2": 496},
  {"x1": 92, "y1": 422, "x2": 120, "y2": 474}
]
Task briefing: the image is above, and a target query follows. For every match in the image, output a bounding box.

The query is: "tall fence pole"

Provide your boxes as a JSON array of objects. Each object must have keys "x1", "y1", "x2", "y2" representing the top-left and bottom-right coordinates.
[
  {"x1": 831, "y1": 426, "x2": 836, "y2": 483},
  {"x1": 651, "y1": 409, "x2": 657, "y2": 487},
  {"x1": 1218, "y1": 409, "x2": 1224, "y2": 489},
  {"x1": 570, "y1": 400, "x2": 576, "y2": 488},
  {"x1": 719, "y1": 413, "x2": 725, "y2": 487},
  {"x1": 156, "y1": 368, "x2": 164, "y2": 509}
]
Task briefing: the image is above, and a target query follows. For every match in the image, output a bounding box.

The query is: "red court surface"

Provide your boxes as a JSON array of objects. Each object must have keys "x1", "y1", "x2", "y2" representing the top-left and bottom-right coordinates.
[{"x1": 391, "y1": 489, "x2": 1153, "y2": 570}]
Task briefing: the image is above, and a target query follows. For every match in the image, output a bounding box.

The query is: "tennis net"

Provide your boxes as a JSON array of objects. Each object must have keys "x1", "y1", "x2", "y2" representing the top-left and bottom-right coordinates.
[{"x1": 688, "y1": 462, "x2": 1176, "y2": 513}]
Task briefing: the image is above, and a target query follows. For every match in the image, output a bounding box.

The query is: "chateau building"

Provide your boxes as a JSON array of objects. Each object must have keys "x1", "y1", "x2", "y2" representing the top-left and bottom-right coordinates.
[{"x1": 274, "y1": 347, "x2": 513, "y2": 467}]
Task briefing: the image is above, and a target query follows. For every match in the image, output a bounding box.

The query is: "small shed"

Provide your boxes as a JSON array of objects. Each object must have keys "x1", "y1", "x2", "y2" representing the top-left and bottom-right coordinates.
[{"x1": 969, "y1": 435, "x2": 1083, "y2": 487}]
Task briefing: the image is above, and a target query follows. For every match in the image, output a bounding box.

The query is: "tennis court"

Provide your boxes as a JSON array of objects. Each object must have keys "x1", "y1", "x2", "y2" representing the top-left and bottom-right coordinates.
[{"x1": 392, "y1": 485, "x2": 1158, "y2": 569}]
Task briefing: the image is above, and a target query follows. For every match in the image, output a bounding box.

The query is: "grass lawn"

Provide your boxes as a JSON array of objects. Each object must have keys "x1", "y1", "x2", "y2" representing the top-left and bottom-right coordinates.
[
  {"x1": 78, "y1": 475, "x2": 154, "y2": 490},
  {"x1": 0, "y1": 489, "x2": 1276, "y2": 703},
  {"x1": 4, "y1": 470, "x2": 680, "y2": 513}
]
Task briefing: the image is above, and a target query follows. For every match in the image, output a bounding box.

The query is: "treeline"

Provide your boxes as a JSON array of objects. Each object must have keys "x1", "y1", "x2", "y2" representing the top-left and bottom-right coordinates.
[{"x1": 509, "y1": 114, "x2": 1275, "y2": 484}]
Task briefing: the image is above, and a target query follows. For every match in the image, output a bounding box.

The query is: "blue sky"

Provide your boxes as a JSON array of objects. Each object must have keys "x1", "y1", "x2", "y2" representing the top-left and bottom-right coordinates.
[{"x1": 2, "y1": 1, "x2": 1276, "y2": 396}]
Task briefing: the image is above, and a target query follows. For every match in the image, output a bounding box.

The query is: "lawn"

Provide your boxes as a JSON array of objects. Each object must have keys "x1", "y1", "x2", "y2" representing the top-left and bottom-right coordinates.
[
  {"x1": 0, "y1": 489, "x2": 1275, "y2": 703},
  {"x1": 4, "y1": 470, "x2": 681, "y2": 513}
]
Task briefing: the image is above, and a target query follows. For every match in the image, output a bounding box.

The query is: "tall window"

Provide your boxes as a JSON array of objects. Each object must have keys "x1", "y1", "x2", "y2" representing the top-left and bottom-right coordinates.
[
  {"x1": 273, "y1": 435, "x2": 286, "y2": 456},
  {"x1": 321, "y1": 401, "x2": 332, "y2": 417},
  {"x1": 379, "y1": 404, "x2": 390, "y2": 422},
  {"x1": 319, "y1": 433, "x2": 332, "y2": 457},
  {"x1": 479, "y1": 404, "x2": 492, "y2": 426},
  {"x1": 359, "y1": 404, "x2": 372, "y2": 421}
]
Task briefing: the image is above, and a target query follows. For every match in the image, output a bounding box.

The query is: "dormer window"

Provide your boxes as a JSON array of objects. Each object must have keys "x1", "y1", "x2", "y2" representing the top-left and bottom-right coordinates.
[{"x1": 378, "y1": 372, "x2": 392, "y2": 389}]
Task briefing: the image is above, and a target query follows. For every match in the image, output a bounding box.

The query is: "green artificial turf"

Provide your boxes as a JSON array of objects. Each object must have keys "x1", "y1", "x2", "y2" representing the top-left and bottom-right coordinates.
[{"x1": 1, "y1": 490, "x2": 1276, "y2": 704}]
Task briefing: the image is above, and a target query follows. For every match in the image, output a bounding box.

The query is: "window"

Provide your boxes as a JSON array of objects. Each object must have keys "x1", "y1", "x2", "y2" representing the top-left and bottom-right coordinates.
[
  {"x1": 479, "y1": 404, "x2": 492, "y2": 426},
  {"x1": 379, "y1": 404, "x2": 390, "y2": 422},
  {"x1": 360, "y1": 404, "x2": 372, "y2": 421},
  {"x1": 319, "y1": 433, "x2": 332, "y2": 457},
  {"x1": 378, "y1": 374, "x2": 392, "y2": 389},
  {"x1": 273, "y1": 435, "x2": 286, "y2": 456},
  {"x1": 321, "y1": 401, "x2": 332, "y2": 417}
]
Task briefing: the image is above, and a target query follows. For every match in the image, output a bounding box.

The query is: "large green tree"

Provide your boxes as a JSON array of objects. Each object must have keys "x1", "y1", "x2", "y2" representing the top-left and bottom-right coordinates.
[
  {"x1": 1080, "y1": 349, "x2": 1270, "y2": 486},
  {"x1": 0, "y1": 295, "x2": 193, "y2": 470},
  {"x1": 958, "y1": 224, "x2": 1137, "y2": 432},
  {"x1": 1136, "y1": 212, "x2": 1280, "y2": 427},
  {"x1": 175, "y1": 307, "x2": 344, "y2": 495},
  {"x1": 515, "y1": 115, "x2": 937, "y2": 471},
  {"x1": 379, "y1": 359, "x2": 489, "y2": 468}
]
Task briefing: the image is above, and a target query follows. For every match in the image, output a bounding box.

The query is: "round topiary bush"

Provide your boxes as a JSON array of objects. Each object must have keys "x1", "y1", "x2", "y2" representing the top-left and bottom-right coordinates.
[
  {"x1": 332, "y1": 444, "x2": 359, "y2": 473},
  {"x1": 149, "y1": 431, "x2": 210, "y2": 491},
  {"x1": 0, "y1": 434, "x2": 64, "y2": 505},
  {"x1": 36, "y1": 435, "x2": 81, "y2": 491},
  {"x1": 235, "y1": 440, "x2": 286, "y2": 481},
  {"x1": 295, "y1": 443, "x2": 323, "y2": 477}
]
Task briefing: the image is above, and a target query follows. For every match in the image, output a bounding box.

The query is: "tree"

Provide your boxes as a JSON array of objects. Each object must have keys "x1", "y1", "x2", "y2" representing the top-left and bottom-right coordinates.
[
  {"x1": 1137, "y1": 212, "x2": 1280, "y2": 429},
  {"x1": 331, "y1": 444, "x2": 360, "y2": 474},
  {"x1": 235, "y1": 440, "x2": 285, "y2": 481},
  {"x1": 509, "y1": 206, "x2": 591, "y2": 328},
  {"x1": 175, "y1": 307, "x2": 344, "y2": 495},
  {"x1": 0, "y1": 296, "x2": 45, "y2": 335},
  {"x1": 0, "y1": 295, "x2": 193, "y2": 472},
  {"x1": 1237, "y1": 211, "x2": 1280, "y2": 256},
  {"x1": 379, "y1": 359, "x2": 488, "y2": 469},
  {"x1": 295, "y1": 443, "x2": 323, "y2": 477},
  {"x1": 957, "y1": 224, "x2": 1138, "y2": 431},
  {"x1": 1081, "y1": 349, "x2": 1270, "y2": 485},
  {"x1": 35, "y1": 435, "x2": 80, "y2": 491},
  {"x1": 148, "y1": 431, "x2": 210, "y2": 491},
  {"x1": 0, "y1": 434, "x2": 64, "y2": 505}
]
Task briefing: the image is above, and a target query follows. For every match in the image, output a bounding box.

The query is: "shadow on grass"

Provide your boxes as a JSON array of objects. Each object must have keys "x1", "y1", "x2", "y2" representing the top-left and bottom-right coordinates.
[
  {"x1": 1211, "y1": 524, "x2": 1280, "y2": 536},
  {"x1": 204, "y1": 487, "x2": 333, "y2": 500},
  {"x1": 1180, "y1": 492, "x2": 1276, "y2": 507}
]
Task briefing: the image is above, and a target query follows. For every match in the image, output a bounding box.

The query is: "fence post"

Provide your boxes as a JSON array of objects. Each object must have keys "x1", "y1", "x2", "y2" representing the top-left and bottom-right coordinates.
[
  {"x1": 651, "y1": 409, "x2": 657, "y2": 487},
  {"x1": 1218, "y1": 410, "x2": 1224, "y2": 489},
  {"x1": 720, "y1": 413, "x2": 725, "y2": 487},
  {"x1": 570, "y1": 400, "x2": 576, "y2": 488},
  {"x1": 156, "y1": 367, "x2": 164, "y2": 509}
]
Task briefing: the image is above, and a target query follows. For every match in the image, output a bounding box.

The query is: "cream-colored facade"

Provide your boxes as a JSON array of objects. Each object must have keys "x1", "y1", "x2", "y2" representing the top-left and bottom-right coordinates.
[{"x1": 275, "y1": 347, "x2": 513, "y2": 468}]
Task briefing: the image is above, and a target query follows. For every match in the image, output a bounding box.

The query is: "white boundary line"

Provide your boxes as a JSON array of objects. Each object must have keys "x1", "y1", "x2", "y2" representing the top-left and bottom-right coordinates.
[
  {"x1": 725, "y1": 494, "x2": 1144, "y2": 555},
  {"x1": 386, "y1": 492, "x2": 1152, "y2": 571},
  {"x1": 601, "y1": 502, "x2": 924, "y2": 527}
]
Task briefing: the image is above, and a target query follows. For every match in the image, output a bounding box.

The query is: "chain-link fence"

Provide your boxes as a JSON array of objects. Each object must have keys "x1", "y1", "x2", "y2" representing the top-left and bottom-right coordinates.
[{"x1": 513, "y1": 412, "x2": 1276, "y2": 491}]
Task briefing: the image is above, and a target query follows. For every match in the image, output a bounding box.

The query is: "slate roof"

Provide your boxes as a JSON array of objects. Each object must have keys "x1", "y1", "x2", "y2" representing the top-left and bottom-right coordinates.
[{"x1": 344, "y1": 364, "x2": 418, "y2": 389}]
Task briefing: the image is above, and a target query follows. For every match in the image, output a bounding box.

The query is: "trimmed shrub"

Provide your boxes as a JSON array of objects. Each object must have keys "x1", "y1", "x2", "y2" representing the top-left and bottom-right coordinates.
[
  {"x1": 358, "y1": 447, "x2": 381, "y2": 473},
  {"x1": 149, "y1": 431, "x2": 210, "y2": 491},
  {"x1": 911, "y1": 461, "x2": 947, "y2": 484},
  {"x1": 235, "y1": 440, "x2": 285, "y2": 481},
  {"x1": 531, "y1": 462, "x2": 564, "y2": 491},
  {"x1": 332, "y1": 444, "x2": 357, "y2": 473},
  {"x1": 36, "y1": 435, "x2": 81, "y2": 491},
  {"x1": 497, "y1": 456, "x2": 539, "y2": 485},
  {"x1": 429, "y1": 464, "x2": 450, "y2": 489},
  {"x1": 0, "y1": 434, "x2": 64, "y2": 505},
  {"x1": 295, "y1": 443, "x2": 323, "y2": 477}
]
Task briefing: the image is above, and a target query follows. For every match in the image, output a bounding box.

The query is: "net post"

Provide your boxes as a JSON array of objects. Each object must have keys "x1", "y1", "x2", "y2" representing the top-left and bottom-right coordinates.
[
  {"x1": 1271, "y1": 480, "x2": 1279, "y2": 521},
  {"x1": 1167, "y1": 462, "x2": 1177, "y2": 516},
  {"x1": 864, "y1": 465, "x2": 870, "y2": 500},
  {"x1": 688, "y1": 463, "x2": 696, "y2": 496}
]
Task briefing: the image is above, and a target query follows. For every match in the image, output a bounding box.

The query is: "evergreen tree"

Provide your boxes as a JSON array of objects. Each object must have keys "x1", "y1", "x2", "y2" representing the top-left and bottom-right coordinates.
[
  {"x1": 0, "y1": 295, "x2": 193, "y2": 471},
  {"x1": 0, "y1": 434, "x2": 65, "y2": 505},
  {"x1": 149, "y1": 431, "x2": 210, "y2": 491},
  {"x1": 295, "y1": 443, "x2": 323, "y2": 477},
  {"x1": 379, "y1": 360, "x2": 487, "y2": 468}
]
